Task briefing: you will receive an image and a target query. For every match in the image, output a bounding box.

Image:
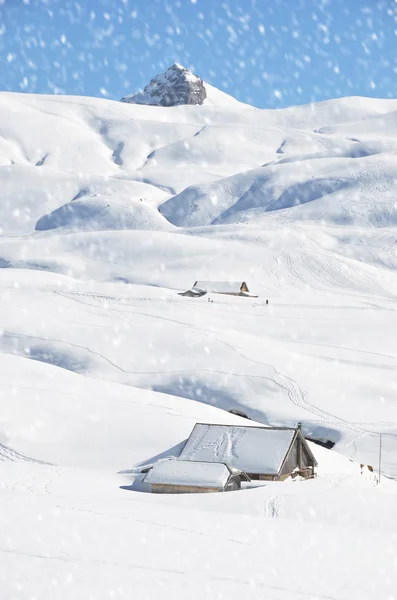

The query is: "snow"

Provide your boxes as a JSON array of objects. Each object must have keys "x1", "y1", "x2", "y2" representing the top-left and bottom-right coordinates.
[
  {"x1": 179, "y1": 424, "x2": 297, "y2": 474},
  {"x1": 143, "y1": 459, "x2": 231, "y2": 487},
  {"x1": 203, "y1": 81, "x2": 253, "y2": 108},
  {"x1": 1, "y1": 86, "x2": 397, "y2": 599}
]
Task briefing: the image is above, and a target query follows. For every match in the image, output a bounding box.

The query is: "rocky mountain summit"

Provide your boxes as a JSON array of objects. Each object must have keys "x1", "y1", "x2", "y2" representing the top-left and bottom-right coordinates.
[{"x1": 121, "y1": 63, "x2": 207, "y2": 107}]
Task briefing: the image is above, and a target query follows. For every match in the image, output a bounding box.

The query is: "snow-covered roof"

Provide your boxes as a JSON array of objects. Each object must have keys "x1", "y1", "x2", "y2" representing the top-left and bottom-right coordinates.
[
  {"x1": 179, "y1": 424, "x2": 296, "y2": 475},
  {"x1": 186, "y1": 288, "x2": 206, "y2": 295},
  {"x1": 143, "y1": 459, "x2": 231, "y2": 488},
  {"x1": 192, "y1": 281, "x2": 247, "y2": 294}
]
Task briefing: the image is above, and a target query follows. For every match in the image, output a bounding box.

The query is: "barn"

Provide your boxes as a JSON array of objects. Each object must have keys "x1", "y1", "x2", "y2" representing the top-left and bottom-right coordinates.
[
  {"x1": 179, "y1": 281, "x2": 256, "y2": 297},
  {"x1": 143, "y1": 459, "x2": 246, "y2": 494},
  {"x1": 178, "y1": 423, "x2": 317, "y2": 481}
]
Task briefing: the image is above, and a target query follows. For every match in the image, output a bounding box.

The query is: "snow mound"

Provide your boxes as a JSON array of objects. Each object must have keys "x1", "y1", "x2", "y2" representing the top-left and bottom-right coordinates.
[
  {"x1": 160, "y1": 152, "x2": 397, "y2": 228},
  {"x1": 35, "y1": 195, "x2": 172, "y2": 233}
]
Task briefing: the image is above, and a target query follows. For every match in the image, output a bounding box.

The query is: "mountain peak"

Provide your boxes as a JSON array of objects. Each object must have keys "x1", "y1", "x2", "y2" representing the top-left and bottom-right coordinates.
[
  {"x1": 170, "y1": 62, "x2": 186, "y2": 71},
  {"x1": 121, "y1": 64, "x2": 207, "y2": 107}
]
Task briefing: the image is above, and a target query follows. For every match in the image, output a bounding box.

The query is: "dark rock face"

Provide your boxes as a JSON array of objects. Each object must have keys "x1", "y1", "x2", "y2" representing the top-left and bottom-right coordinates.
[
  {"x1": 121, "y1": 64, "x2": 207, "y2": 107},
  {"x1": 228, "y1": 409, "x2": 251, "y2": 420}
]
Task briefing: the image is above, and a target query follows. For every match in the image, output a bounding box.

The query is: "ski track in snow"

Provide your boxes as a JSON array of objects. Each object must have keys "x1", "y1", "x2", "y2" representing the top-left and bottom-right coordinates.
[
  {"x1": 5, "y1": 288, "x2": 395, "y2": 447},
  {"x1": 0, "y1": 546, "x2": 343, "y2": 600},
  {"x1": 0, "y1": 443, "x2": 54, "y2": 466}
]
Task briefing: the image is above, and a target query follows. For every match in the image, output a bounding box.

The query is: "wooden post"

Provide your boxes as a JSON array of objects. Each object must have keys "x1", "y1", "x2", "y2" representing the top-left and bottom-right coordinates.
[{"x1": 297, "y1": 422, "x2": 302, "y2": 470}]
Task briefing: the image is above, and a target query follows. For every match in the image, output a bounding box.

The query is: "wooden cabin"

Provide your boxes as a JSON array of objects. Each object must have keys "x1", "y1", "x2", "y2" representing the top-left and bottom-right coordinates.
[
  {"x1": 179, "y1": 281, "x2": 256, "y2": 297},
  {"x1": 178, "y1": 422, "x2": 317, "y2": 481},
  {"x1": 143, "y1": 459, "x2": 245, "y2": 494},
  {"x1": 179, "y1": 288, "x2": 206, "y2": 298}
]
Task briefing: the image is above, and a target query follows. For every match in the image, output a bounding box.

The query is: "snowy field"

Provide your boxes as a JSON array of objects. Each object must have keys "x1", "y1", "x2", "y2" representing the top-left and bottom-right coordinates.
[{"x1": 1, "y1": 88, "x2": 397, "y2": 599}]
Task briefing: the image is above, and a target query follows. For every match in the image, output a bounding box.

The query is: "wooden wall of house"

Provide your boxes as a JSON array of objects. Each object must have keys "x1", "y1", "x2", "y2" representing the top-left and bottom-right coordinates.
[
  {"x1": 301, "y1": 443, "x2": 315, "y2": 468},
  {"x1": 280, "y1": 438, "x2": 299, "y2": 478},
  {"x1": 248, "y1": 473, "x2": 277, "y2": 481},
  {"x1": 279, "y1": 435, "x2": 316, "y2": 479},
  {"x1": 151, "y1": 484, "x2": 222, "y2": 494},
  {"x1": 225, "y1": 476, "x2": 241, "y2": 490},
  {"x1": 280, "y1": 436, "x2": 316, "y2": 479}
]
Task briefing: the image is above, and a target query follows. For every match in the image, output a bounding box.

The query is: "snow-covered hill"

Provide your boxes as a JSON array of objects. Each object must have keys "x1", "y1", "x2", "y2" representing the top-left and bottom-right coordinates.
[{"x1": 1, "y1": 73, "x2": 397, "y2": 599}]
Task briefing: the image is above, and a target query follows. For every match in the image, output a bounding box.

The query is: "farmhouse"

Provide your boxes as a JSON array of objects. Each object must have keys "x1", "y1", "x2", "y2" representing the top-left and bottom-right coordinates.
[
  {"x1": 180, "y1": 281, "x2": 256, "y2": 297},
  {"x1": 179, "y1": 423, "x2": 317, "y2": 481},
  {"x1": 143, "y1": 459, "x2": 245, "y2": 494}
]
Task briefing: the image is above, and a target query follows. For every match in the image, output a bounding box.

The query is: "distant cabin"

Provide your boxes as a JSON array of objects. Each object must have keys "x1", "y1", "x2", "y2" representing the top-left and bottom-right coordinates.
[
  {"x1": 179, "y1": 423, "x2": 317, "y2": 481},
  {"x1": 143, "y1": 459, "x2": 245, "y2": 494},
  {"x1": 180, "y1": 281, "x2": 256, "y2": 297}
]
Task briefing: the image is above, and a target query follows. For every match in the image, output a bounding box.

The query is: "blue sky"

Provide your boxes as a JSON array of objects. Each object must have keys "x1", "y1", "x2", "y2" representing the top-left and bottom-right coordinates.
[{"x1": 1, "y1": 0, "x2": 396, "y2": 108}]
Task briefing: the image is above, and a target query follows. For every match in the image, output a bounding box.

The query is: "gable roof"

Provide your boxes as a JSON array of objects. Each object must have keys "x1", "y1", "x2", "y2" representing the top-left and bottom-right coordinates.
[
  {"x1": 143, "y1": 459, "x2": 232, "y2": 488},
  {"x1": 179, "y1": 424, "x2": 299, "y2": 475},
  {"x1": 192, "y1": 281, "x2": 247, "y2": 294}
]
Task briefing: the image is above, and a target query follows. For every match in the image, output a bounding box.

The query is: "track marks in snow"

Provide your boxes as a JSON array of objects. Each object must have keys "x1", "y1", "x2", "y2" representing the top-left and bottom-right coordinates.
[
  {"x1": 264, "y1": 494, "x2": 280, "y2": 518},
  {"x1": 0, "y1": 546, "x2": 342, "y2": 599},
  {"x1": 4, "y1": 286, "x2": 396, "y2": 463},
  {"x1": 198, "y1": 326, "x2": 397, "y2": 443},
  {"x1": 0, "y1": 330, "x2": 123, "y2": 376},
  {"x1": 213, "y1": 427, "x2": 245, "y2": 463},
  {"x1": 230, "y1": 427, "x2": 245, "y2": 461},
  {"x1": 54, "y1": 504, "x2": 249, "y2": 546},
  {"x1": 51, "y1": 290, "x2": 394, "y2": 446},
  {"x1": 0, "y1": 443, "x2": 53, "y2": 466}
]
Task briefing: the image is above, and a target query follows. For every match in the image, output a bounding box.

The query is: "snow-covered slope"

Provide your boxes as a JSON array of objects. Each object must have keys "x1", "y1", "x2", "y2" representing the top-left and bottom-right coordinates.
[{"x1": 1, "y1": 81, "x2": 397, "y2": 599}]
